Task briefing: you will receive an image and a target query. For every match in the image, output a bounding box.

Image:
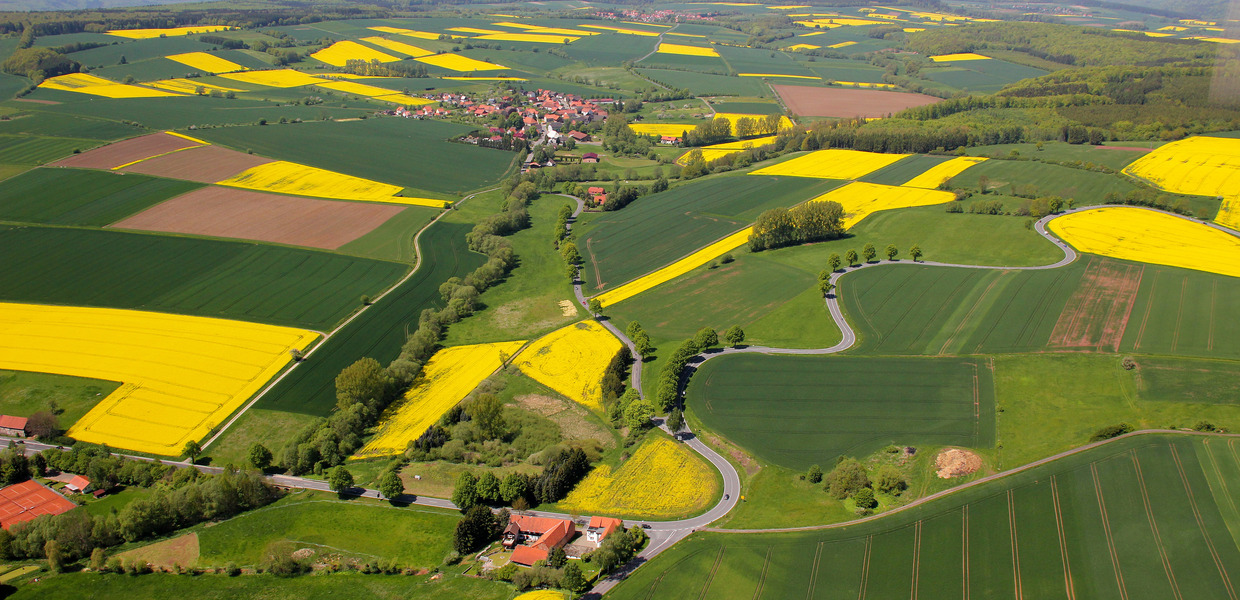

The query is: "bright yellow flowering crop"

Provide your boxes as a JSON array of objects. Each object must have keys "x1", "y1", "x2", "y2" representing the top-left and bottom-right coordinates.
[
  {"x1": 475, "y1": 33, "x2": 580, "y2": 43},
  {"x1": 514, "y1": 591, "x2": 567, "y2": 600},
  {"x1": 359, "y1": 36, "x2": 433, "y2": 57},
  {"x1": 0, "y1": 303, "x2": 316, "y2": 455},
  {"x1": 786, "y1": 43, "x2": 820, "y2": 50},
  {"x1": 354, "y1": 341, "x2": 527, "y2": 458},
  {"x1": 491, "y1": 22, "x2": 598, "y2": 36},
  {"x1": 578, "y1": 24, "x2": 660, "y2": 36},
  {"x1": 1048, "y1": 207, "x2": 1240, "y2": 278},
  {"x1": 106, "y1": 25, "x2": 231, "y2": 39},
  {"x1": 737, "y1": 73, "x2": 819, "y2": 79},
  {"x1": 828, "y1": 41, "x2": 857, "y2": 48},
  {"x1": 312, "y1": 41, "x2": 401, "y2": 67},
  {"x1": 595, "y1": 227, "x2": 754, "y2": 307},
  {"x1": 145, "y1": 79, "x2": 243, "y2": 95},
  {"x1": 316, "y1": 80, "x2": 435, "y2": 105},
  {"x1": 814, "y1": 181, "x2": 956, "y2": 229},
  {"x1": 515, "y1": 321, "x2": 623, "y2": 413},
  {"x1": 443, "y1": 76, "x2": 529, "y2": 81},
  {"x1": 217, "y1": 161, "x2": 444, "y2": 207},
  {"x1": 560, "y1": 438, "x2": 718, "y2": 518},
  {"x1": 367, "y1": 26, "x2": 449, "y2": 40},
  {"x1": 679, "y1": 135, "x2": 780, "y2": 165},
  {"x1": 750, "y1": 148, "x2": 910, "y2": 179},
  {"x1": 629, "y1": 123, "x2": 694, "y2": 137},
  {"x1": 901, "y1": 156, "x2": 988, "y2": 188},
  {"x1": 1122, "y1": 136, "x2": 1240, "y2": 229},
  {"x1": 166, "y1": 52, "x2": 246, "y2": 74},
  {"x1": 415, "y1": 53, "x2": 507, "y2": 72},
  {"x1": 656, "y1": 43, "x2": 720, "y2": 57},
  {"x1": 219, "y1": 69, "x2": 324, "y2": 88},
  {"x1": 38, "y1": 73, "x2": 183, "y2": 98},
  {"x1": 929, "y1": 52, "x2": 993, "y2": 62},
  {"x1": 714, "y1": 113, "x2": 794, "y2": 135},
  {"x1": 834, "y1": 81, "x2": 897, "y2": 88}
]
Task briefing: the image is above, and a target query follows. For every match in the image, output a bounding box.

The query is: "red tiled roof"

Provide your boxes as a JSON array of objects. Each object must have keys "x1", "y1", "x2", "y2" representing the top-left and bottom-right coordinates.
[
  {"x1": 66, "y1": 475, "x2": 90, "y2": 491},
  {"x1": 0, "y1": 480, "x2": 75, "y2": 530},
  {"x1": 511, "y1": 545, "x2": 547, "y2": 566},
  {"x1": 0, "y1": 415, "x2": 26, "y2": 430},
  {"x1": 587, "y1": 187, "x2": 605, "y2": 194},
  {"x1": 588, "y1": 516, "x2": 623, "y2": 539},
  {"x1": 535, "y1": 519, "x2": 574, "y2": 551}
]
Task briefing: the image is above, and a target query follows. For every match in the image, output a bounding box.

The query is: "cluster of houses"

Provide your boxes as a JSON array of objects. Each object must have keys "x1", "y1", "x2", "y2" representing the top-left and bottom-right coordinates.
[{"x1": 502, "y1": 514, "x2": 625, "y2": 567}]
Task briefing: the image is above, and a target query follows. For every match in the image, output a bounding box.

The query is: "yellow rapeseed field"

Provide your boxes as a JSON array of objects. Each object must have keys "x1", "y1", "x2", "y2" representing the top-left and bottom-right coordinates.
[
  {"x1": 656, "y1": 42, "x2": 720, "y2": 57},
  {"x1": 106, "y1": 25, "x2": 230, "y2": 39},
  {"x1": 786, "y1": 43, "x2": 820, "y2": 50},
  {"x1": 367, "y1": 26, "x2": 447, "y2": 40},
  {"x1": 737, "y1": 73, "x2": 819, "y2": 79},
  {"x1": 514, "y1": 591, "x2": 567, "y2": 600},
  {"x1": 492, "y1": 24, "x2": 597, "y2": 36},
  {"x1": 679, "y1": 135, "x2": 779, "y2": 165},
  {"x1": 1048, "y1": 207, "x2": 1240, "y2": 278},
  {"x1": 629, "y1": 123, "x2": 694, "y2": 137},
  {"x1": 145, "y1": 79, "x2": 243, "y2": 95},
  {"x1": 1121, "y1": 136, "x2": 1240, "y2": 229},
  {"x1": 750, "y1": 148, "x2": 909, "y2": 179},
  {"x1": 217, "y1": 161, "x2": 444, "y2": 207},
  {"x1": 578, "y1": 24, "x2": 660, "y2": 36},
  {"x1": 595, "y1": 228, "x2": 753, "y2": 307},
  {"x1": 814, "y1": 181, "x2": 956, "y2": 229},
  {"x1": 0, "y1": 302, "x2": 316, "y2": 455},
  {"x1": 166, "y1": 52, "x2": 247, "y2": 74},
  {"x1": 828, "y1": 41, "x2": 857, "y2": 48},
  {"x1": 415, "y1": 53, "x2": 507, "y2": 72},
  {"x1": 219, "y1": 69, "x2": 324, "y2": 88},
  {"x1": 312, "y1": 41, "x2": 401, "y2": 67},
  {"x1": 901, "y1": 156, "x2": 988, "y2": 188},
  {"x1": 560, "y1": 438, "x2": 718, "y2": 518},
  {"x1": 714, "y1": 113, "x2": 794, "y2": 135},
  {"x1": 515, "y1": 321, "x2": 623, "y2": 413},
  {"x1": 38, "y1": 73, "x2": 183, "y2": 98},
  {"x1": 359, "y1": 36, "x2": 433, "y2": 57},
  {"x1": 316, "y1": 80, "x2": 435, "y2": 105},
  {"x1": 443, "y1": 76, "x2": 529, "y2": 81},
  {"x1": 475, "y1": 33, "x2": 581, "y2": 43},
  {"x1": 354, "y1": 341, "x2": 526, "y2": 458},
  {"x1": 929, "y1": 52, "x2": 993, "y2": 62},
  {"x1": 834, "y1": 81, "x2": 897, "y2": 89}
]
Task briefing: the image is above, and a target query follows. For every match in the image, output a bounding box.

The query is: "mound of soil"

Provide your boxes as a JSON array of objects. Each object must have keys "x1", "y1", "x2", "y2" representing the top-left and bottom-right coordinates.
[{"x1": 935, "y1": 448, "x2": 982, "y2": 479}]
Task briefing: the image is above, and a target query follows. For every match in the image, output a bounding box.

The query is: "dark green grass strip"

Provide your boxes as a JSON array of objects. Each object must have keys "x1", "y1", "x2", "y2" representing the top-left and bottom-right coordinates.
[
  {"x1": 859, "y1": 154, "x2": 955, "y2": 186},
  {"x1": 254, "y1": 222, "x2": 484, "y2": 416},
  {"x1": 0, "y1": 168, "x2": 202, "y2": 226},
  {"x1": 0, "y1": 225, "x2": 406, "y2": 331}
]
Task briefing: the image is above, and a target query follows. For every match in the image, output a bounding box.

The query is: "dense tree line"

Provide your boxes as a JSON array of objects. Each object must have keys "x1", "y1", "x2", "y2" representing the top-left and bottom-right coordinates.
[
  {"x1": 450, "y1": 446, "x2": 591, "y2": 511},
  {"x1": 748, "y1": 200, "x2": 845, "y2": 251}
]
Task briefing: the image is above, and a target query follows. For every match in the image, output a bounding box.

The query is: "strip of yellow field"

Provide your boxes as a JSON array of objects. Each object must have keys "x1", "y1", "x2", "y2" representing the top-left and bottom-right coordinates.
[
  {"x1": 579, "y1": 24, "x2": 660, "y2": 36},
  {"x1": 106, "y1": 25, "x2": 230, "y2": 39},
  {"x1": 515, "y1": 320, "x2": 623, "y2": 413},
  {"x1": 353, "y1": 341, "x2": 527, "y2": 458},
  {"x1": 737, "y1": 73, "x2": 819, "y2": 79},
  {"x1": 0, "y1": 303, "x2": 316, "y2": 455},
  {"x1": 595, "y1": 181, "x2": 952, "y2": 307},
  {"x1": 750, "y1": 148, "x2": 910, "y2": 179},
  {"x1": 38, "y1": 73, "x2": 184, "y2": 98},
  {"x1": 1121, "y1": 136, "x2": 1240, "y2": 229},
  {"x1": 217, "y1": 161, "x2": 448, "y2": 207},
  {"x1": 146, "y1": 79, "x2": 244, "y2": 95},
  {"x1": 166, "y1": 52, "x2": 247, "y2": 74},
  {"x1": 415, "y1": 53, "x2": 507, "y2": 72},
  {"x1": 559, "y1": 437, "x2": 718, "y2": 518},
  {"x1": 312, "y1": 41, "x2": 401, "y2": 67},
  {"x1": 901, "y1": 156, "x2": 988, "y2": 188},
  {"x1": 367, "y1": 26, "x2": 448, "y2": 40},
  {"x1": 713, "y1": 113, "x2": 794, "y2": 135},
  {"x1": 219, "y1": 69, "x2": 324, "y2": 88},
  {"x1": 630, "y1": 123, "x2": 695, "y2": 137},
  {"x1": 929, "y1": 52, "x2": 993, "y2": 61},
  {"x1": 656, "y1": 43, "x2": 720, "y2": 57},
  {"x1": 359, "y1": 36, "x2": 433, "y2": 57},
  {"x1": 679, "y1": 135, "x2": 780, "y2": 165},
  {"x1": 316, "y1": 80, "x2": 436, "y2": 105},
  {"x1": 1048, "y1": 207, "x2": 1240, "y2": 278}
]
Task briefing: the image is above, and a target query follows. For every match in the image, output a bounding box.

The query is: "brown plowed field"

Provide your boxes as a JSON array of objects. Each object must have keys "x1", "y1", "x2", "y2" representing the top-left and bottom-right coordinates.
[
  {"x1": 111, "y1": 186, "x2": 405, "y2": 249},
  {"x1": 120, "y1": 145, "x2": 273, "y2": 182},
  {"x1": 1047, "y1": 257, "x2": 1144, "y2": 351},
  {"x1": 51, "y1": 132, "x2": 201, "y2": 170},
  {"x1": 773, "y1": 84, "x2": 941, "y2": 118}
]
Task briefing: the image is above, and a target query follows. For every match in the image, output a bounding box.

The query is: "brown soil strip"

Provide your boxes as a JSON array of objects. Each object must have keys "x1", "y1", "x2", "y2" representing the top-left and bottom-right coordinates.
[
  {"x1": 13, "y1": 98, "x2": 60, "y2": 104},
  {"x1": 111, "y1": 186, "x2": 404, "y2": 250},
  {"x1": 1047, "y1": 259, "x2": 1143, "y2": 351},
  {"x1": 116, "y1": 533, "x2": 200, "y2": 570},
  {"x1": 1090, "y1": 463, "x2": 1129, "y2": 600},
  {"x1": 773, "y1": 84, "x2": 941, "y2": 118},
  {"x1": 120, "y1": 144, "x2": 273, "y2": 182},
  {"x1": 1050, "y1": 476, "x2": 1077, "y2": 600},
  {"x1": 1130, "y1": 452, "x2": 1183, "y2": 600},
  {"x1": 52, "y1": 132, "x2": 200, "y2": 170},
  {"x1": 1170, "y1": 444, "x2": 1238, "y2": 599}
]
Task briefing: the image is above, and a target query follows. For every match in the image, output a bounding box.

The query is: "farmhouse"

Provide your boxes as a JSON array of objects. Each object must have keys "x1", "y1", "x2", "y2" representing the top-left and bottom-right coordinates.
[
  {"x1": 64, "y1": 475, "x2": 93, "y2": 494},
  {"x1": 585, "y1": 516, "x2": 624, "y2": 545},
  {"x1": 582, "y1": 152, "x2": 599, "y2": 163},
  {"x1": 503, "y1": 515, "x2": 575, "y2": 566},
  {"x1": 0, "y1": 480, "x2": 75, "y2": 530},
  {"x1": 0, "y1": 415, "x2": 26, "y2": 438},
  {"x1": 660, "y1": 135, "x2": 681, "y2": 145}
]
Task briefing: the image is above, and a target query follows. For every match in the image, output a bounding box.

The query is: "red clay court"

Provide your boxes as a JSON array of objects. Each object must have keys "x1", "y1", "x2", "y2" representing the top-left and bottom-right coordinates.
[{"x1": 0, "y1": 480, "x2": 76, "y2": 529}]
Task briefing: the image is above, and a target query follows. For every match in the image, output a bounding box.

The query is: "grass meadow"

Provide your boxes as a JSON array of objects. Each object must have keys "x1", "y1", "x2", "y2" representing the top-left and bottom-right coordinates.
[
  {"x1": 609, "y1": 434, "x2": 1240, "y2": 600},
  {"x1": 0, "y1": 225, "x2": 407, "y2": 331},
  {"x1": 0, "y1": 370, "x2": 118, "y2": 429},
  {"x1": 687, "y1": 354, "x2": 995, "y2": 471}
]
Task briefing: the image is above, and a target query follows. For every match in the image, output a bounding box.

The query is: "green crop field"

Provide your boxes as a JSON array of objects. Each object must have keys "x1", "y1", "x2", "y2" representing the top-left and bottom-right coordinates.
[
  {"x1": 966, "y1": 141, "x2": 1156, "y2": 170},
  {"x1": 336, "y1": 205, "x2": 440, "y2": 263},
  {"x1": 860, "y1": 154, "x2": 955, "y2": 186},
  {"x1": 23, "y1": 96, "x2": 377, "y2": 131},
  {"x1": 807, "y1": 58, "x2": 889, "y2": 83},
  {"x1": 71, "y1": 37, "x2": 214, "y2": 66},
  {"x1": 0, "y1": 225, "x2": 406, "y2": 331},
  {"x1": 610, "y1": 434, "x2": 1240, "y2": 600},
  {"x1": 687, "y1": 354, "x2": 994, "y2": 470},
  {"x1": 0, "y1": 113, "x2": 144, "y2": 140},
  {"x1": 194, "y1": 118, "x2": 517, "y2": 196},
  {"x1": 255, "y1": 222, "x2": 484, "y2": 415},
  {"x1": 949, "y1": 159, "x2": 1152, "y2": 207},
  {"x1": 924, "y1": 58, "x2": 1048, "y2": 93},
  {"x1": 717, "y1": 45, "x2": 819, "y2": 77},
  {"x1": 639, "y1": 52, "x2": 729, "y2": 73},
  {"x1": 197, "y1": 492, "x2": 459, "y2": 567},
  {"x1": 12, "y1": 572, "x2": 513, "y2": 600},
  {"x1": 578, "y1": 175, "x2": 841, "y2": 292},
  {"x1": 1118, "y1": 266, "x2": 1240, "y2": 359},
  {"x1": 0, "y1": 168, "x2": 201, "y2": 226},
  {"x1": 91, "y1": 58, "x2": 209, "y2": 83},
  {"x1": 0, "y1": 135, "x2": 100, "y2": 165},
  {"x1": 706, "y1": 101, "x2": 781, "y2": 114},
  {"x1": 564, "y1": 33, "x2": 656, "y2": 65},
  {"x1": 636, "y1": 69, "x2": 772, "y2": 96}
]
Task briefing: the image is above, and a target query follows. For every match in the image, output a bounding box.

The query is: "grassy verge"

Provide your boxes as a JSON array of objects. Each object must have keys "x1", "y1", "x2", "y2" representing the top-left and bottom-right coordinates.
[{"x1": 0, "y1": 370, "x2": 118, "y2": 429}]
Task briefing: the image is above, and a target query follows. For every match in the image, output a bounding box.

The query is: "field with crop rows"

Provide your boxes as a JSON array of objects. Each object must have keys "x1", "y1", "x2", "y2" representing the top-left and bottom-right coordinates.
[
  {"x1": 609, "y1": 434, "x2": 1240, "y2": 600},
  {"x1": 255, "y1": 223, "x2": 485, "y2": 415},
  {"x1": 515, "y1": 320, "x2": 622, "y2": 413},
  {"x1": 354, "y1": 340, "x2": 526, "y2": 458},
  {"x1": 1049, "y1": 207, "x2": 1240, "y2": 278},
  {"x1": 0, "y1": 168, "x2": 201, "y2": 226},
  {"x1": 688, "y1": 354, "x2": 994, "y2": 470},
  {"x1": 0, "y1": 225, "x2": 406, "y2": 331},
  {"x1": 750, "y1": 149, "x2": 909, "y2": 179},
  {"x1": 558, "y1": 437, "x2": 719, "y2": 518},
  {"x1": 579, "y1": 175, "x2": 840, "y2": 293},
  {"x1": 0, "y1": 302, "x2": 316, "y2": 454}
]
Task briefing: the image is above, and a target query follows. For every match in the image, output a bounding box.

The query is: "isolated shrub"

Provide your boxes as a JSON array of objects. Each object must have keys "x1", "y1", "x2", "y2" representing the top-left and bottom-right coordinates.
[
  {"x1": 853, "y1": 487, "x2": 877, "y2": 509},
  {"x1": 825, "y1": 458, "x2": 869, "y2": 499},
  {"x1": 1090, "y1": 423, "x2": 1134, "y2": 442}
]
